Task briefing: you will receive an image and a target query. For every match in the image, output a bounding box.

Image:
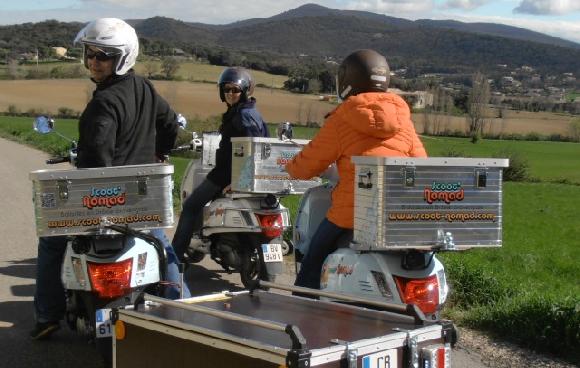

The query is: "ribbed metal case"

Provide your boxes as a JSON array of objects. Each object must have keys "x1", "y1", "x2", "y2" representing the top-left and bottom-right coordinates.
[
  {"x1": 29, "y1": 163, "x2": 174, "y2": 237},
  {"x1": 352, "y1": 156, "x2": 509, "y2": 251},
  {"x1": 230, "y1": 137, "x2": 322, "y2": 194}
]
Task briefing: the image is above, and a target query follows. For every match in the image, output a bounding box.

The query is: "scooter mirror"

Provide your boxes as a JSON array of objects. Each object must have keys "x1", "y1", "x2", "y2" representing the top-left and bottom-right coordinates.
[
  {"x1": 276, "y1": 121, "x2": 293, "y2": 140},
  {"x1": 33, "y1": 115, "x2": 55, "y2": 134},
  {"x1": 176, "y1": 113, "x2": 187, "y2": 129}
]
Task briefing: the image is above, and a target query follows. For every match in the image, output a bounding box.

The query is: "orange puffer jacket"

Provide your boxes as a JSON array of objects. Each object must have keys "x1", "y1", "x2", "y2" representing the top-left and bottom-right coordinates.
[{"x1": 286, "y1": 92, "x2": 427, "y2": 229}]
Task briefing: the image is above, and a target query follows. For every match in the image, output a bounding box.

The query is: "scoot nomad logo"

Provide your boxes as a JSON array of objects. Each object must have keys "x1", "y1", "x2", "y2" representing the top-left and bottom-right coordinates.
[
  {"x1": 276, "y1": 151, "x2": 297, "y2": 167},
  {"x1": 424, "y1": 182, "x2": 464, "y2": 204},
  {"x1": 82, "y1": 186, "x2": 126, "y2": 209}
]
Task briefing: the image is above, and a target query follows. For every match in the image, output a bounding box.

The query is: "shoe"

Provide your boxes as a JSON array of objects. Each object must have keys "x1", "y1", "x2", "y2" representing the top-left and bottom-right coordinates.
[{"x1": 30, "y1": 321, "x2": 60, "y2": 340}]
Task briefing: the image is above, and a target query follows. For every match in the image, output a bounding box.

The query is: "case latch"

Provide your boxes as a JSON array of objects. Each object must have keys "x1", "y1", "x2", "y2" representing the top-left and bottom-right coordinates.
[
  {"x1": 233, "y1": 145, "x2": 244, "y2": 157},
  {"x1": 404, "y1": 167, "x2": 416, "y2": 187},
  {"x1": 437, "y1": 229, "x2": 456, "y2": 251},
  {"x1": 261, "y1": 143, "x2": 271, "y2": 160},
  {"x1": 57, "y1": 180, "x2": 70, "y2": 200},
  {"x1": 475, "y1": 169, "x2": 487, "y2": 188},
  {"x1": 137, "y1": 177, "x2": 149, "y2": 195}
]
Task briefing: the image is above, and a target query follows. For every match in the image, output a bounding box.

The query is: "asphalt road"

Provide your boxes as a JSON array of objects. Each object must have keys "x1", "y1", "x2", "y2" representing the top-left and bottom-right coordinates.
[{"x1": 0, "y1": 136, "x2": 487, "y2": 368}]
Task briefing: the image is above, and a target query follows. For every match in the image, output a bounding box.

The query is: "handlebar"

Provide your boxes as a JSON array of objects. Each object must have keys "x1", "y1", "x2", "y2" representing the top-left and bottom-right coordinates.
[
  {"x1": 46, "y1": 157, "x2": 70, "y2": 165},
  {"x1": 171, "y1": 144, "x2": 194, "y2": 152}
]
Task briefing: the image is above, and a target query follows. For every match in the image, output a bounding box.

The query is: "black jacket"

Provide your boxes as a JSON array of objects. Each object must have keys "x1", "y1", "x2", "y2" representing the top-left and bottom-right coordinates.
[
  {"x1": 77, "y1": 71, "x2": 179, "y2": 168},
  {"x1": 206, "y1": 98, "x2": 269, "y2": 188}
]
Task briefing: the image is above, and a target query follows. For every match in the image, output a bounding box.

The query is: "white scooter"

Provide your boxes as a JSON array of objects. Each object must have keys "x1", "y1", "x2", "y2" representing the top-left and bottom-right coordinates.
[
  {"x1": 178, "y1": 131, "x2": 289, "y2": 288},
  {"x1": 31, "y1": 116, "x2": 182, "y2": 364},
  {"x1": 292, "y1": 167, "x2": 448, "y2": 321}
]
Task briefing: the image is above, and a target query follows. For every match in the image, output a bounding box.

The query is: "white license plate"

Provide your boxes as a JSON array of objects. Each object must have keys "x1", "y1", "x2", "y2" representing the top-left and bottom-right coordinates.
[
  {"x1": 362, "y1": 349, "x2": 398, "y2": 368},
  {"x1": 95, "y1": 308, "x2": 113, "y2": 338},
  {"x1": 261, "y1": 243, "x2": 283, "y2": 263}
]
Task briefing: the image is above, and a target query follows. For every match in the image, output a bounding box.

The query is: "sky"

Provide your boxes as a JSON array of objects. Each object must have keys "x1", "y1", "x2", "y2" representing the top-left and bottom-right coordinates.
[{"x1": 1, "y1": 0, "x2": 580, "y2": 44}]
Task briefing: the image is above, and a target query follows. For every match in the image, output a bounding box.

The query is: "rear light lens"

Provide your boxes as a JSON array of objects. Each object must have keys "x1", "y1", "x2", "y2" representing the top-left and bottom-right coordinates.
[
  {"x1": 394, "y1": 274, "x2": 439, "y2": 314},
  {"x1": 87, "y1": 259, "x2": 132, "y2": 299},
  {"x1": 256, "y1": 213, "x2": 283, "y2": 239}
]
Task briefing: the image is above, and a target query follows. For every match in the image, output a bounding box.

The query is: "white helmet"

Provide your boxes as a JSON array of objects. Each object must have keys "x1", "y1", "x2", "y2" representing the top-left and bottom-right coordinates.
[{"x1": 74, "y1": 18, "x2": 139, "y2": 76}]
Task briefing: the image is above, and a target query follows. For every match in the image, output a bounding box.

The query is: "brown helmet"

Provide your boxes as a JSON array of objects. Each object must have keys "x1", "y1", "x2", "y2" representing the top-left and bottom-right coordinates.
[{"x1": 337, "y1": 49, "x2": 390, "y2": 100}]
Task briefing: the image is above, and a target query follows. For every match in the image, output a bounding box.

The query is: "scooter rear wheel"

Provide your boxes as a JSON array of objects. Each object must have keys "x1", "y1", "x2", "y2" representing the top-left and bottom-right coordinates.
[{"x1": 239, "y1": 236, "x2": 276, "y2": 289}]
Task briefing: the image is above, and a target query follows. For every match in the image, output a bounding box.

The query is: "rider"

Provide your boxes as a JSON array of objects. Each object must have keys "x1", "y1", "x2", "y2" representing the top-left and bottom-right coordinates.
[
  {"x1": 286, "y1": 49, "x2": 427, "y2": 291},
  {"x1": 31, "y1": 18, "x2": 190, "y2": 340},
  {"x1": 172, "y1": 67, "x2": 269, "y2": 261}
]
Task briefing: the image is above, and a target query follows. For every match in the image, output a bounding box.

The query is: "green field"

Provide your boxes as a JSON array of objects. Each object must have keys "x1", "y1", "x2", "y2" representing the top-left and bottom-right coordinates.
[
  {"x1": 1, "y1": 115, "x2": 579, "y2": 363},
  {"x1": 0, "y1": 60, "x2": 288, "y2": 89}
]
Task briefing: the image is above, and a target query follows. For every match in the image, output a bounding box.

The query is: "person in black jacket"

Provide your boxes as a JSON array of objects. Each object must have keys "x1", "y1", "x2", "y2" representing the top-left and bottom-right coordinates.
[
  {"x1": 31, "y1": 18, "x2": 190, "y2": 340},
  {"x1": 171, "y1": 67, "x2": 269, "y2": 261}
]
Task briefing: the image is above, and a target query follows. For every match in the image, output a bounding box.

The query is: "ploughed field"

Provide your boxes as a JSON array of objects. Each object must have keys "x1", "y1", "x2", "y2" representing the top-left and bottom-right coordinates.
[{"x1": 0, "y1": 79, "x2": 575, "y2": 137}]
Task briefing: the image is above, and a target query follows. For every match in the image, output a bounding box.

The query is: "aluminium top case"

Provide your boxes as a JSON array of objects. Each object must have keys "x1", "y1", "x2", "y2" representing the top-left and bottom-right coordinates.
[
  {"x1": 230, "y1": 137, "x2": 322, "y2": 194},
  {"x1": 29, "y1": 163, "x2": 174, "y2": 237},
  {"x1": 352, "y1": 156, "x2": 509, "y2": 251}
]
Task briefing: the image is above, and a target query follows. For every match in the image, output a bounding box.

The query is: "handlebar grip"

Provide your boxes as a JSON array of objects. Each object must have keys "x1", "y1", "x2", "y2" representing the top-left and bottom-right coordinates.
[
  {"x1": 46, "y1": 157, "x2": 70, "y2": 164},
  {"x1": 171, "y1": 144, "x2": 193, "y2": 152}
]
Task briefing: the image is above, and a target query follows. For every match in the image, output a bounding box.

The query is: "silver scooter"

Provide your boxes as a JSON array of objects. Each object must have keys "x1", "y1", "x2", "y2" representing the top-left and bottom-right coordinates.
[
  {"x1": 31, "y1": 116, "x2": 180, "y2": 364},
  {"x1": 292, "y1": 165, "x2": 449, "y2": 321},
  {"x1": 178, "y1": 131, "x2": 288, "y2": 288}
]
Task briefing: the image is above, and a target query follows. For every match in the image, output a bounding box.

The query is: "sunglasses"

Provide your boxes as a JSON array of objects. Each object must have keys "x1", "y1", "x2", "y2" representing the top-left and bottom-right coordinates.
[
  {"x1": 223, "y1": 86, "x2": 242, "y2": 94},
  {"x1": 85, "y1": 48, "x2": 119, "y2": 62}
]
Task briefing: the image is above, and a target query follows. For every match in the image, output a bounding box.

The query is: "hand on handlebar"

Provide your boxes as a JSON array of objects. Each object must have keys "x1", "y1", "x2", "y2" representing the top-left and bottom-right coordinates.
[{"x1": 222, "y1": 184, "x2": 232, "y2": 194}]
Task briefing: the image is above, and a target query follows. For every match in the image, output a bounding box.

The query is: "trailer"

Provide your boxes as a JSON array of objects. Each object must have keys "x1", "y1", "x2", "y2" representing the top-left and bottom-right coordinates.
[{"x1": 112, "y1": 282, "x2": 456, "y2": 368}]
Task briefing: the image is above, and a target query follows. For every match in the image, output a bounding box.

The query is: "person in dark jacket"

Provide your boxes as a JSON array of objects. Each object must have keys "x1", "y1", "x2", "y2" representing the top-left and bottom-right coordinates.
[
  {"x1": 171, "y1": 67, "x2": 269, "y2": 261},
  {"x1": 31, "y1": 18, "x2": 190, "y2": 340}
]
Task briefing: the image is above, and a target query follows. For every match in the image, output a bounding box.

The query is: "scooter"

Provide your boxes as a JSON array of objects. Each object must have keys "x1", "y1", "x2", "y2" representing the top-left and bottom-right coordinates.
[
  {"x1": 292, "y1": 166, "x2": 449, "y2": 321},
  {"x1": 31, "y1": 116, "x2": 182, "y2": 364},
  {"x1": 177, "y1": 131, "x2": 288, "y2": 288}
]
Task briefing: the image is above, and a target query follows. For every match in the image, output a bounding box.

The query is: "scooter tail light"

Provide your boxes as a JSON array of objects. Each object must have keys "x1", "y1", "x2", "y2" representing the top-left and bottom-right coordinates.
[
  {"x1": 87, "y1": 258, "x2": 133, "y2": 299},
  {"x1": 255, "y1": 213, "x2": 283, "y2": 239},
  {"x1": 394, "y1": 274, "x2": 440, "y2": 314}
]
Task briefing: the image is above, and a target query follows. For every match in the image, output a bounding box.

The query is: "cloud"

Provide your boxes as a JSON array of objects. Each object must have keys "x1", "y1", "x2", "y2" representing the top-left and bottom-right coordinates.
[
  {"x1": 434, "y1": 12, "x2": 580, "y2": 44},
  {"x1": 443, "y1": 0, "x2": 490, "y2": 10},
  {"x1": 346, "y1": 0, "x2": 434, "y2": 14},
  {"x1": 514, "y1": 0, "x2": 580, "y2": 15}
]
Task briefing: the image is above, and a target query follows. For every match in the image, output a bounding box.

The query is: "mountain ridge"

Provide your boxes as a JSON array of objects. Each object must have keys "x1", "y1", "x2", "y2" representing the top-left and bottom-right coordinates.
[{"x1": 1, "y1": 4, "x2": 579, "y2": 77}]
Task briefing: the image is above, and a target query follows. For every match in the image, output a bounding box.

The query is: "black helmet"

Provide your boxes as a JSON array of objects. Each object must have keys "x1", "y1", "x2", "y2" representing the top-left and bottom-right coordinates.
[
  {"x1": 337, "y1": 49, "x2": 390, "y2": 100},
  {"x1": 218, "y1": 67, "x2": 254, "y2": 103}
]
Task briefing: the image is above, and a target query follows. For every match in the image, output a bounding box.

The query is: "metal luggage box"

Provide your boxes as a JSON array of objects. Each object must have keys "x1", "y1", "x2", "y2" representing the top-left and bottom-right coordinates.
[
  {"x1": 29, "y1": 163, "x2": 174, "y2": 237},
  {"x1": 352, "y1": 156, "x2": 509, "y2": 251},
  {"x1": 231, "y1": 137, "x2": 322, "y2": 194},
  {"x1": 114, "y1": 290, "x2": 450, "y2": 368}
]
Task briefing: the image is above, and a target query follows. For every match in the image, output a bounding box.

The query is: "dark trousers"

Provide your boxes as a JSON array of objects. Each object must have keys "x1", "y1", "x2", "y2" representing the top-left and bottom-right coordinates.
[
  {"x1": 171, "y1": 178, "x2": 221, "y2": 257},
  {"x1": 294, "y1": 217, "x2": 352, "y2": 290}
]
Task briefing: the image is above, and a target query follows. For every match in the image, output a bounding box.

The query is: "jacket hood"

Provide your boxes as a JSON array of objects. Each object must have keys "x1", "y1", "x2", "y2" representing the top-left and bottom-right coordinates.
[{"x1": 338, "y1": 92, "x2": 410, "y2": 139}]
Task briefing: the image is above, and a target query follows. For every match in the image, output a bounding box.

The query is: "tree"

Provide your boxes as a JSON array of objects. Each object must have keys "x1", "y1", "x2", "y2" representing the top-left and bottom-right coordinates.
[
  {"x1": 143, "y1": 60, "x2": 159, "y2": 79},
  {"x1": 466, "y1": 72, "x2": 490, "y2": 142},
  {"x1": 161, "y1": 57, "x2": 180, "y2": 80}
]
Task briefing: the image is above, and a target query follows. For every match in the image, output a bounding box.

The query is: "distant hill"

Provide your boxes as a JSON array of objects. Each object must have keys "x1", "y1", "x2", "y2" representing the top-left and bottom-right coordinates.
[{"x1": 1, "y1": 4, "x2": 580, "y2": 77}]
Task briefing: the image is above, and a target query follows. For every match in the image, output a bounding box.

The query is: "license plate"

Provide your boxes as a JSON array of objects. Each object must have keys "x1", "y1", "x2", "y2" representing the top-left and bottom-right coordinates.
[
  {"x1": 95, "y1": 308, "x2": 113, "y2": 338},
  {"x1": 362, "y1": 349, "x2": 398, "y2": 368},
  {"x1": 261, "y1": 243, "x2": 283, "y2": 263}
]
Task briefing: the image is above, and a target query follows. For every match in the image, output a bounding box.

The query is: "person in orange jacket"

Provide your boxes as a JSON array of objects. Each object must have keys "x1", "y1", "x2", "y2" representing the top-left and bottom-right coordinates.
[{"x1": 286, "y1": 49, "x2": 427, "y2": 290}]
